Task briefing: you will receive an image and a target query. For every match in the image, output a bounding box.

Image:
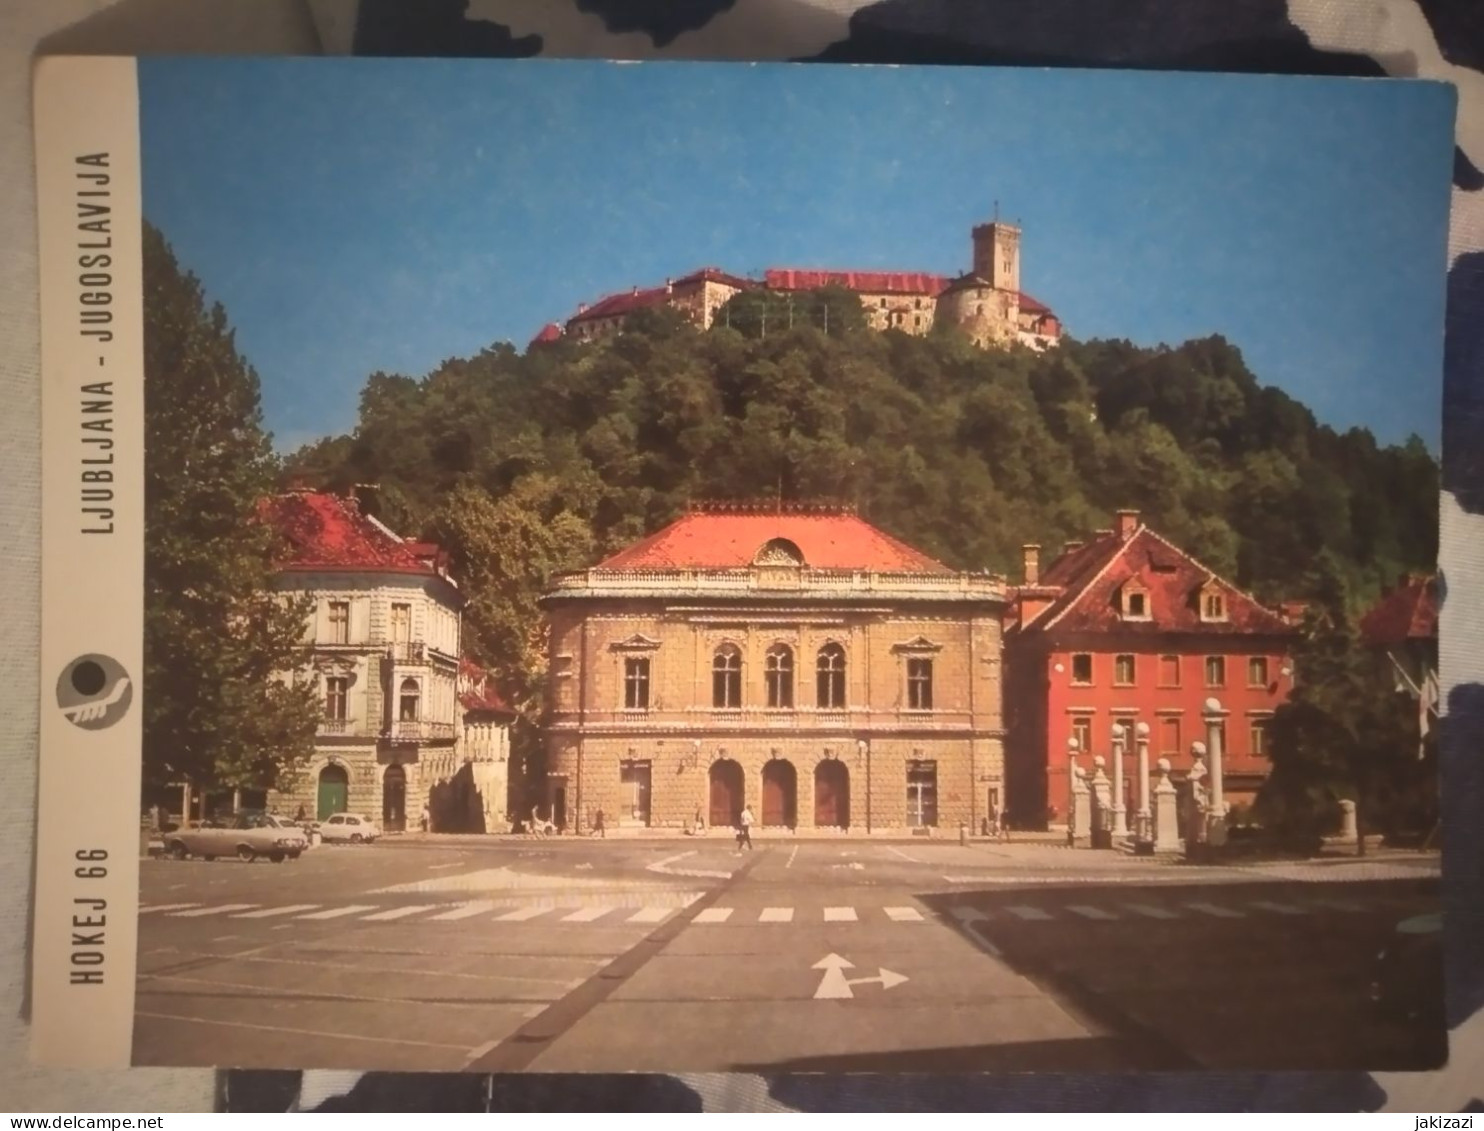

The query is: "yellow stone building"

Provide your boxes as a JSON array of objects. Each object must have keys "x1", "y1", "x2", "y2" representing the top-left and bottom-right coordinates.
[{"x1": 539, "y1": 503, "x2": 1008, "y2": 835}]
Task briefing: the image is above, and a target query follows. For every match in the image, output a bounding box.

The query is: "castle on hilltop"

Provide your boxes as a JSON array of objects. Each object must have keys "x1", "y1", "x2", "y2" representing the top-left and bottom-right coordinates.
[{"x1": 533, "y1": 213, "x2": 1063, "y2": 352}]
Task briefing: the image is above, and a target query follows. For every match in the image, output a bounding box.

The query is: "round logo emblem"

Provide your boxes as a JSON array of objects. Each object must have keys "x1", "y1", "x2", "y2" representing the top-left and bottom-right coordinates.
[{"x1": 57, "y1": 653, "x2": 133, "y2": 730}]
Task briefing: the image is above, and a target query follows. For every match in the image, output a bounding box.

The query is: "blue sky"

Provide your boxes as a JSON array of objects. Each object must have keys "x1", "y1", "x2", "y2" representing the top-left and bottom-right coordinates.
[{"x1": 138, "y1": 59, "x2": 1455, "y2": 452}]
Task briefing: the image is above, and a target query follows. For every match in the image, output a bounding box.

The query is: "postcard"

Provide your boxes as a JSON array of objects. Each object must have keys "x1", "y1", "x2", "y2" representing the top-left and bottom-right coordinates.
[{"x1": 32, "y1": 56, "x2": 1455, "y2": 1073}]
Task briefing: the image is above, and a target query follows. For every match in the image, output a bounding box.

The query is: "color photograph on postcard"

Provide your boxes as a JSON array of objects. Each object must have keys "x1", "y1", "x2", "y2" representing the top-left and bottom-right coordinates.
[{"x1": 31, "y1": 57, "x2": 1454, "y2": 1073}]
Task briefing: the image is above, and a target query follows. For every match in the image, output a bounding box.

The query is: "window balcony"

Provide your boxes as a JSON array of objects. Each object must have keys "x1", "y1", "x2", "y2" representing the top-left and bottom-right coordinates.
[
  {"x1": 383, "y1": 720, "x2": 458, "y2": 744},
  {"x1": 318, "y1": 718, "x2": 352, "y2": 736},
  {"x1": 386, "y1": 640, "x2": 429, "y2": 663}
]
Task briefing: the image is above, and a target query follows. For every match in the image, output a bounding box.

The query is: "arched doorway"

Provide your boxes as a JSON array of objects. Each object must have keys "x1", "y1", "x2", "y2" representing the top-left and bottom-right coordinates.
[
  {"x1": 709, "y1": 759, "x2": 743, "y2": 828},
  {"x1": 761, "y1": 759, "x2": 797, "y2": 828},
  {"x1": 815, "y1": 760, "x2": 850, "y2": 828},
  {"x1": 383, "y1": 764, "x2": 407, "y2": 832},
  {"x1": 317, "y1": 763, "x2": 349, "y2": 821}
]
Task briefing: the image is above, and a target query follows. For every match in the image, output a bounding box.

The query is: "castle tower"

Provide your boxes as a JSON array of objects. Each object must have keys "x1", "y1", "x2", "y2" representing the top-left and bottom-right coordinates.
[{"x1": 971, "y1": 218, "x2": 1020, "y2": 295}]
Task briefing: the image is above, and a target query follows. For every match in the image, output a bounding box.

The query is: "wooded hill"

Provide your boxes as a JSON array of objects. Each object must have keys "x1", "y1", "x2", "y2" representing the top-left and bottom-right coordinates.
[{"x1": 282, "y1": 290, "x2": 1439, "y2": 715}]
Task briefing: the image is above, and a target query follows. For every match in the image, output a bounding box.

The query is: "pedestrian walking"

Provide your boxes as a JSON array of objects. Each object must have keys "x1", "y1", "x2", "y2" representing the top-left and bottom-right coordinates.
[
  {"x1": 736, "y1": 805, "x2": 755, "y2": 852},
  {"x1": 997, "y1": 809, "x2": 1011, "y2": 842},
  {"x1": 593, "y1": 807, "x2": 606, "y2": 838},
  {"x1": 420, "y1": 804, "x2": 430, "y2": 833}
]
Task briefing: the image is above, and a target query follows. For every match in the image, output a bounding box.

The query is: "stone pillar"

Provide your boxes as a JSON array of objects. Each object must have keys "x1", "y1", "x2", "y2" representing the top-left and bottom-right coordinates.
[
  {"x1": 1133, "y1": 720, "x2": 1153, "y2": 853},
  {"x1": 1153, "y1": 757, "x2": 1180, "y2": 852},
  {"x1": 1338, "y1": 798, "x2": 1358, "y2": 841},
  {"x1": 1203, "y1": 698, "x2": 1228, "y2": 848},
  {"x1": 1110, "y1": 724, "x2": 1128, "y2": 839},
  {"x1": 1089, "y1": 755, "x2": 1111, "y2": 849},
  {"x1": 1069, "y1": 761, "x2": 1092, "y2": 845}
]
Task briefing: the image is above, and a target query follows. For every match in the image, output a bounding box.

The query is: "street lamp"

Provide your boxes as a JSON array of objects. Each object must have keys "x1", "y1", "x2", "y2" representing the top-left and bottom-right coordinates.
[
  {"x1": 1203, "y1": 697, "x2": 1228, "y2": 847},
  {"x1": 1110, "y1": 722, "x2": 1128, "y2": 838}
]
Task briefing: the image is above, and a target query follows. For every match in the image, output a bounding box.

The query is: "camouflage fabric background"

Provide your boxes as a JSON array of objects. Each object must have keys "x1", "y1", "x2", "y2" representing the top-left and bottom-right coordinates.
[{"x1": 208, "y1": 0, "x2": 1484, "y2": 1113}]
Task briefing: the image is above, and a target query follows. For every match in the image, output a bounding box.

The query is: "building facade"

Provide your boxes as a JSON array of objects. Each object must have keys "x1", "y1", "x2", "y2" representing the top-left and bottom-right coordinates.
[
  {"x1": 1003, "y1": 509, "x2": 1300, "y2": 828},
  {"x1": 261, "y1": 491, "x2": 509, "y2": 832},
  {"x1": 555, "y1": 215, "x2": 1062, "y2": 351},
  {"x1": 539, "y1": 503, "x2": 1007, "y2": 835}
]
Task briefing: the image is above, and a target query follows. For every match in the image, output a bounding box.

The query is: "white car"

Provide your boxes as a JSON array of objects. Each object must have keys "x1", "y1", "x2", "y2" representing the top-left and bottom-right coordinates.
[
  {"x1": 316, "y1": 813, "x2": 381, "y2": 843},
  {"x1": 164, "y1": 812, "x2": 308, "y2": 863}
]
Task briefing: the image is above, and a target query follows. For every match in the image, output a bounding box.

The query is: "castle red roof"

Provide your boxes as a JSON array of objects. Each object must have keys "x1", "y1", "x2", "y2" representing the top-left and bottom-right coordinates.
[
  {"x1": 1360, "y1": 574, "x2": 1438, "y2": 645},
  {"x1": 530, "y1": 322, "x2": 563, "y2": 345},
  {"x1": 258, "y1": 491, "x2": 444, "y2": 578},
  {"x1": 765, "y1": 269, "x2": 950, "y2": 295},
  {"x1": 594, "y1": 504, "x2": 950, "y2": 573},
  {"x1": 568, "y1": 268, "x2": 753, "y2": 326},
  {"x1": 1017, "y1": 521, "x2": 1294, "y2": 638}
]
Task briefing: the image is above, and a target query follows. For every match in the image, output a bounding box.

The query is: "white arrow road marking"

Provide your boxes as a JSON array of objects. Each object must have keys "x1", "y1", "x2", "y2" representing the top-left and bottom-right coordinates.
[
  {"x1": 299, "y1": 905, "x2": 378, "y2": 921},
  {"x1": 759, "y1": 907, "x2": 794, "y2": 922},
  {"x1": 823, "y1": 906, "x2": 858, "y2": 922},
  {"x1": 232, "y1": 904, "x2": 320, "y2": 919},
  {"x1": 1186, "y1": 902, "x2": 1244, "y2": 919},
  {"x1": 812, "y1": 953, "x2": 909, "y2": 1000},
  {"x1": 1066, "y1": 905, "x2": 1117, "y2": 920},
  {"x1": 884, "y1": 906, "x2": 924, "y2": 922}
]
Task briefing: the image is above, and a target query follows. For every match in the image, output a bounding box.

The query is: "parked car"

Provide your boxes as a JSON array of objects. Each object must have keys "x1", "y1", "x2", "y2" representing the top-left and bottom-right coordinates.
[
  {"x1": 1370, "y1": 911, "x2": 1444, "y2": 1025},
  {"x1": 163, "y1": 811, "x2": 308, "y2": 863},
  {"x1": 315, "y1": 813, "x2": 381, "y2": 843}
]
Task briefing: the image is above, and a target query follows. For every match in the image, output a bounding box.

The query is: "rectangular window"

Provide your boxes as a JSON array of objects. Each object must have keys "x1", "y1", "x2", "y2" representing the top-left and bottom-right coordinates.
[
  {"x1": 328, "y1": 601, "x2": 349, "y2": 645},
  {"x1": 624, "y1": 657, "x2": 651, "y2": 710},
  {"x1": 907, "y1": 658, "x2": 934, "y2": 710},
  {"x1": 1248, "y1": 656, "x2": 1270, "y2": 687},
  {"x1": 1114, "y1": 654, "x2": 1136, "y2": 686},
  {"x1": 1071, "y1": 653, "x2": 1093, "y2": 685},
  {"x1": 1071, "y1": 716, "x2": 1092, "y2": 757},
  {"x1": 1158, "y1": 654, "x2": 1180, "y2": 687},
  {"x1": 1160, "y1": 717, "x2": 1181, "y2": 756},
  {"x1": 390, "y1": 602, "x2": 411, "y2": 644},
  {"x1": 906, "y1": 761, "x2": 938, "y2": 828},
  {"x1": 1126, "y1": 591, "x2": 1147, "y2": 618},
  {"x1": 324, "y1": 676, "x2": 348, "y2": 721},
  {"x1": 1205, "y1": 656, "x2": 1227, "y2": 687},
  {"x1": 1204, "y1": 592, "x2": 1227, "y2": 620},
  {"x1": 1250, "y1": 719, "x2": 1269, "y2": 758}
]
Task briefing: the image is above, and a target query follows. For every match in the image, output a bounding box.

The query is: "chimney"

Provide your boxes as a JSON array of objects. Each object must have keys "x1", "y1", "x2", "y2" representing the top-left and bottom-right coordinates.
[
  {"x1": 577, "y1": 302, "x2": 587, "y2": 314},
  {"x1": 1064, "y1": 540, "x2": 1085, "y2": 555},
  {"x1": 632, "y1": 285, "x2": 639, "y2": 296},
  {"x1": 1115, "y1": 508, "x2": 1140, "y2": 541},
  {"x1": 1022, "y1": 544, "x2": 1041, "y2": 586},
  {"x1": 665, "y1": 278, "x2": 674, "y2": 294}
]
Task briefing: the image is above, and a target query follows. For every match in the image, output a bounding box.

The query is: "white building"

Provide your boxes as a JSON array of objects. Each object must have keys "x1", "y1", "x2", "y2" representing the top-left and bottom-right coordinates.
[{"x1": 261, "y1": 490, "x2": 511, "y2": 831}]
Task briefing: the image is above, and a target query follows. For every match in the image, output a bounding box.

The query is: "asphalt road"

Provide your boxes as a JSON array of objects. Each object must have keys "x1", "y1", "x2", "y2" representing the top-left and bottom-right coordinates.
[{"x1": 132, "y1": 836, "x2": 1444, "y2": 1073}]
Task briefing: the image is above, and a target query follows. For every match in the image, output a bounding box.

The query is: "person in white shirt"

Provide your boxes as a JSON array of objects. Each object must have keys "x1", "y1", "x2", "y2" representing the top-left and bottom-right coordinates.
[{"x1": 736, "y1": 805, "x2": 754, "y2": 851}]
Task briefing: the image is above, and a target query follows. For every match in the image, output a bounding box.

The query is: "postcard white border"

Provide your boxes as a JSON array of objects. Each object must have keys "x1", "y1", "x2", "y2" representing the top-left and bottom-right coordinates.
[{"x1": 32, "y1": 55, "x2": 144, "y2": 1068}]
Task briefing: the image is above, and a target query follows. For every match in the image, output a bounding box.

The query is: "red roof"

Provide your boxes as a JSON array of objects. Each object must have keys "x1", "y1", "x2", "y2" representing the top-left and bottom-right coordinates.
[
  {"x1": 595, "y1": 503, "x2": 950, "y2": 573},
  {"x1": 458, "y1": 657, "x2": 515, "y2": 716},
  {"x1": 530, "y1": 322, "x2": 563, "y2": 345},
  {"x1": 1017, "y1": 520, "x2": 1294, "y2": 638},
  {"x1": 765, "y1": 269, "x2": 950, "y2": 295},
  {"x1": 569, "y1": 283, "x2": 673, "y2": 324},
  {"x1": 258, "y1": 491, "x2": 443, "y2": 577},
  {"x1": 1360, "y1": 574, "x2": 1438, "y2": 645},
  {"x1": 673, "y1": 266, "x2": 753, "y2": 290}
]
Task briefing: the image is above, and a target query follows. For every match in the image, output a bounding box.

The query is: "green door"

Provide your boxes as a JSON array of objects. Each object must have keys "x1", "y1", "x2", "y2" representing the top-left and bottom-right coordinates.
[{"x1": 317, "y1": 764, "x2": 349, "y2": 820}]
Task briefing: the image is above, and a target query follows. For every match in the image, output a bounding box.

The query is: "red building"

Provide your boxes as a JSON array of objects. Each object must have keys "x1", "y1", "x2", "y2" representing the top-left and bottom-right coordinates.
[{"x1": 1004, "y1": 509, "x2": 1300, "y2": 828}]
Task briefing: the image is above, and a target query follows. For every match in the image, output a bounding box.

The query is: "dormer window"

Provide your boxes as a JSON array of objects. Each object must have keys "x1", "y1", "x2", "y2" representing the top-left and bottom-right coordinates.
[
  {"x1": 1120, "y1": 583, "x2": 1150, "y2": 621},
  {"x1": 1200, "y1": 586, "x2": 1227, "y2": 622}
]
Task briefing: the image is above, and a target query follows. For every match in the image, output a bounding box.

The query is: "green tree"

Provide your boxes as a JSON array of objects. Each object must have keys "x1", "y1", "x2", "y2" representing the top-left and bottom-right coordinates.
[{"x1": 142, "y1": 223, "x2": 320, "y2": 800}]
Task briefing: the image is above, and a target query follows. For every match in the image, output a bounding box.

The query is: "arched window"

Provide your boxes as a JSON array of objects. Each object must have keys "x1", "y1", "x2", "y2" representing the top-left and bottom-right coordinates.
[
  {"x1": 399, "y1": 677, "x2": 420, "y2": 722},
  {"x1": 765, "y1": 645, "x2": 794, "y2": 710},
  {"x1": 816, "y1": 643, "x2": 846, "y2": 709},
  {"x1": 712, "y1": 645, "x2": 742, "y2": 709}
]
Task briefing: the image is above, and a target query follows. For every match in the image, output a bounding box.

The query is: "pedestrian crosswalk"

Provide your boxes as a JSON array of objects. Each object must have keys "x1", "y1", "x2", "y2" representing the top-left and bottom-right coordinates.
[{"x1": 137, "y1": 890, "x2": 1407, "y2": 929}]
